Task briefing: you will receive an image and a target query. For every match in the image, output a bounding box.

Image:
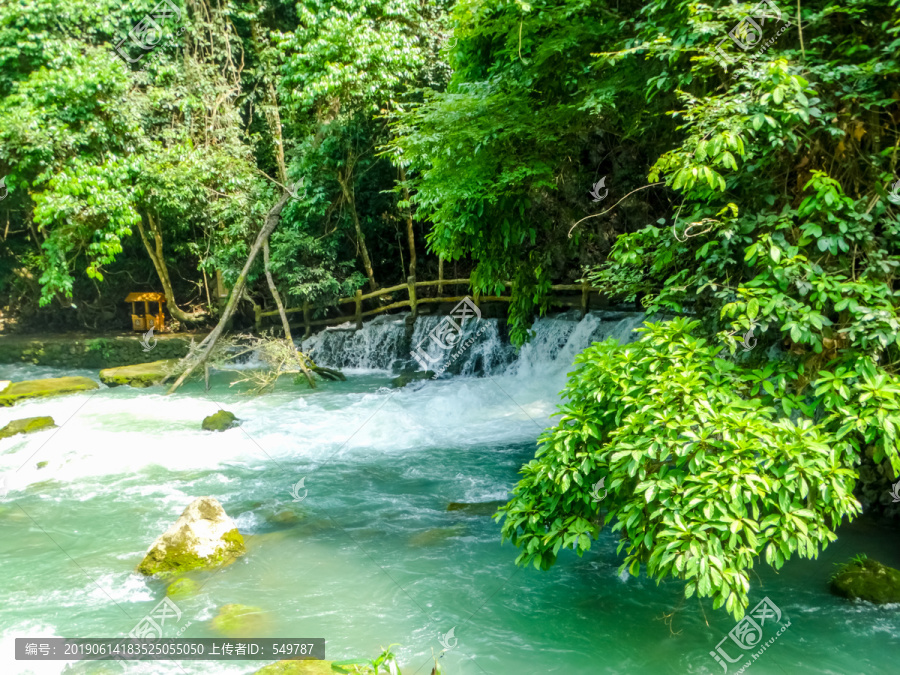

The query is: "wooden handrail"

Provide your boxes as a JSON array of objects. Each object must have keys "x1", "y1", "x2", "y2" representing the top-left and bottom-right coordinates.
[{"x1": 263, "y1": 274, "x2": 605, "y2": 333}]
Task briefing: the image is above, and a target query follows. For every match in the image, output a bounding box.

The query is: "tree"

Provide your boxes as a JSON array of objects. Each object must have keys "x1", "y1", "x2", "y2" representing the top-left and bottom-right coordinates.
[{"x1": 495, "y1": 0, "x2": 900, "y2": 621}]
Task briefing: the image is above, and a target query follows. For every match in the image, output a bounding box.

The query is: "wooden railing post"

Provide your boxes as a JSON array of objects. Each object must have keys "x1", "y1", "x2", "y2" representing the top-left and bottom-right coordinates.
[
  {"x1": 408, "y1": 275, "x2": 417, "y2": 319},
  {"x1": 437, "y1": 256, "x2": 444, "y2": 297},
  {"x1": 355, "y1": 289, "x2": 363, "y2": 329},
  {"x1": 303, "y1": 300, "x2": 311, "y2": 338},
  {"x1": 581, "y1": 281, "x2": 590, "y2": 318}
]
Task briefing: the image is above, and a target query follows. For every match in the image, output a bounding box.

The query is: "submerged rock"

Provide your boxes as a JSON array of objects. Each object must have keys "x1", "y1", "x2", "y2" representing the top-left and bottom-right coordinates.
[
  {"x1": 137, "y1": 496, "x2": 246, "y2": 577},
  {"x1": 99, "y1": 359, "x2": 177, "y2": 388},
  {"x1": 202, "y1": 410, "x2": 238, "y2": 432},
  {"x1": 211, "y1": 603, "x2": 269, "y2": 637},
  {"x1": 265, "y1": 509, "x2": 304, "y2": 527},
  {"x1": 447, "y1": 500, "x2": 506, "y2": 516},
  {"x1": 409, "y1": 524, "x2": 468, "y2": 547},
  {"x1": 0, "y1": 416, "x2": 56, "y2": 440},
  {"x1": 166, "y1": 577, "x2": 201, "y2": 599},
  {"x1": 391, "y1": 370, "x2": 435, "y2": 388},
  {"x1": 830, "y1": 556, "x2": 900, "y2": 604},
  {"x1": 0, "y1": 376, "x2": 98, "y2": 406}
]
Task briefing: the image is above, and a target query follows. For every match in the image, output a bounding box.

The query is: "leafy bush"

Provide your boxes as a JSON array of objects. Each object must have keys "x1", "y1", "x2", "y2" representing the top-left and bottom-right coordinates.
[{"x1": 498, "y1": 318, "x2": 862, "y2": 619}]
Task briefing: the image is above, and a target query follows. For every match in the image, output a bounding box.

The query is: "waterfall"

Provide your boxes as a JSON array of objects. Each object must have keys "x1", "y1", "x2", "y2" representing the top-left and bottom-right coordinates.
[{"x1": 301, "y1": 307, "x2": 650, "y2": 377}]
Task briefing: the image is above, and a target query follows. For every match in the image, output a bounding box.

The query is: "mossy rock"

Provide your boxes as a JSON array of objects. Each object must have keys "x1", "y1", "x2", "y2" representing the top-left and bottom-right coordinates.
[
  {"x1": 0, "y1": 377, "x2": 99, "y2": 406},
  {"x1": 137, "y1": 496, "x2": 246, "y2": 577},
  {"x1": 202, "y1": 410, "x2": 238, "y2": 432},
  {"x1": 36, "y1": 461, "x2": 49, "y2": 469},
  {"x1": 830, "y1": 556, "x2": 900, "y2": 604},
  {"x1": 166, "y1": 577, "x2": 201, "y2": 599},
  {"x1": 0, "y1": 416, "x2": 57, "y2": 440},
  {"x1": 99, "y1": 359, "x2": 177, "y2": 388},
  {"x1": 447, "y1": 500, "x2": 506, "y2": 516},
  {"x1": 391, "y1": 370, "x2": 435, "y2": 388},
  {"x1": 210, "y1": 603, "x2": 270, "y2": 637},
  {"x1": 253, "y1": 660, "x2": 338, "y2": 675}
]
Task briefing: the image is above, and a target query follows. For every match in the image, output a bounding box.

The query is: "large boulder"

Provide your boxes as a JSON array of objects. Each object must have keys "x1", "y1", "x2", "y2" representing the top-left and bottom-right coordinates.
[
  {"x1": 99, "y1": 359, "x2": 177, "y2": 388},
  {"x1": 202, "y1": 410, "x2": 238, "y2": 432},
  {"x1": 137, "y1": 497, "x2": 246, "y2": 577},
  {"x1": 0, "y1": 376, "x2": 98, "y2": 406},
  {"x1": 0, "y1": 416, "x2": 56, "y2": 440},
  {"x1": 829, "y1": 555, "x2": 900, "y2": 604}
]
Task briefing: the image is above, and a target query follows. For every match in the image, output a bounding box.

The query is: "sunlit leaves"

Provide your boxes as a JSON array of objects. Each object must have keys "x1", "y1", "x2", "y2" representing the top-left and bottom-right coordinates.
[{"x1": 498, "y1": 318, "x2": 861, "y2": 620}]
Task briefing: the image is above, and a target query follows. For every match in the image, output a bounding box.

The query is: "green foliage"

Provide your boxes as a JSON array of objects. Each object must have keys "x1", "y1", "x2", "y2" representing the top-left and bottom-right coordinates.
[
  {"x1": 488, "y1": 0, "x2": 900, "y2": 620},
  {"x1": 390, "y1": 0, "x2": 632, "y2": 345},
  {"x1": 829, "y1": 552, "x2": 868, "y2": 582},
  {"x1": 498, "y1": 318, "x2": 861, "y2": 620},
  {"x1": 331, "y1": 644, "x2": 402, "y2": 674}
]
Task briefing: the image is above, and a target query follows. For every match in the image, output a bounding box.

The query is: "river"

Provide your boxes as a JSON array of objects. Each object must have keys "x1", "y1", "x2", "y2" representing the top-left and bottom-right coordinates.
[{"x1": 1, "y1": 311, "x2": 897, "y2": 674}]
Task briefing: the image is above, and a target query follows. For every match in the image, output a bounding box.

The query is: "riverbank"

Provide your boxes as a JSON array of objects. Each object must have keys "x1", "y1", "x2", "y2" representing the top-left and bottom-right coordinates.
[{"x1": 0, "y1": 332, "x2": 198, "y2": 369}]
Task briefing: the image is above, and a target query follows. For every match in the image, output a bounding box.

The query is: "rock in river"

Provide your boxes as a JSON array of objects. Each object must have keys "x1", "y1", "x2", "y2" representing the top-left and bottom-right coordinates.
[
  {"x1": 202, "y1": 410, "x2": 238, "y2": 432},
  {"x1": 829, "y1": 555, "x2": 900, "y2": 604},
  {"x1": 391, "y1": 370, "x2": 435, "y2": 388},
  {"x1": 0, "y1": 416, "x2": 56, "y2": 440},
  {"x1": 166, "y1": 577, "x2": 201, "y2": 599},
  {"x1": 211, "y1": 603, "x2": 270, "y2": 637},
  {"x1": 254, "y1": 660, "x2": 337, "y2": 674},
  {"x1": 99, "y1": 359, "x2": 177, "y2": 388},
  {"x1": 0, "y1": 376, "x2": 98, "y2": 406},
  {"x1": 447, "y1": 500, "x2": 506, "y2": 516},
  {"x1": 137, "y1": 496, "x2": 246, "y2": 577}
]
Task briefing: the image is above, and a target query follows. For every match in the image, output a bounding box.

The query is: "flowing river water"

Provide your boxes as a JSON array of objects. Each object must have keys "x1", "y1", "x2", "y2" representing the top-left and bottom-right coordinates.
[{"x1": 0, "y1": 311, "x2": 898, "y2": 675}]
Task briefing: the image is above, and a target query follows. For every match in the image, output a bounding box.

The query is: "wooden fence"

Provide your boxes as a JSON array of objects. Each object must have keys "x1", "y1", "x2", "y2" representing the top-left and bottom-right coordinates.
[{"x1": 256, "y1": 276, "x2": 604, "y2": 337}]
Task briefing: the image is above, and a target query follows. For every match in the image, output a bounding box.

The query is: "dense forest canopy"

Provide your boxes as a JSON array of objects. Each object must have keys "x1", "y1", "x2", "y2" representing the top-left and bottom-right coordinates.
[{"x1": 2, "y1": 0, "x2": 900, "y2": 623}]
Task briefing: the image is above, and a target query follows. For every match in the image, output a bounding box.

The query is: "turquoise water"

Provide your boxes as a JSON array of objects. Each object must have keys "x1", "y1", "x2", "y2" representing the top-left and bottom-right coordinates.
[{"x1": 1, "y1": 320, "x2": 899, "y2": 675}]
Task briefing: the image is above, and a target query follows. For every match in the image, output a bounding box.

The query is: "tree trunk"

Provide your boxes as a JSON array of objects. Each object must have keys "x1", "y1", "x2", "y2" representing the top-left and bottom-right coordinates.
[
  {"x1": 263, "y1": 237, "x2": 315, "y2": 388},
  {"x1": 167, "y1": 190, "x2": 294, "y2": 394},
  {"x1": 136, "y1": 212, "x2": 206, "y2": 324},
  {"x1": 400, "y1": 165, "x2": 416, "y2": 278},
  {"x1": 337, "y1": 168, "x2": 377, "y2": 292}
]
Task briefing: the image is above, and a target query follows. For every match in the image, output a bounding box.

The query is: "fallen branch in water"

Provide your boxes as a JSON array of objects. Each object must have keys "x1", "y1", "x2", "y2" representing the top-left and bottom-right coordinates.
[{"x1": 167, "y1": 188, "x2": 294, "y2": 394}]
